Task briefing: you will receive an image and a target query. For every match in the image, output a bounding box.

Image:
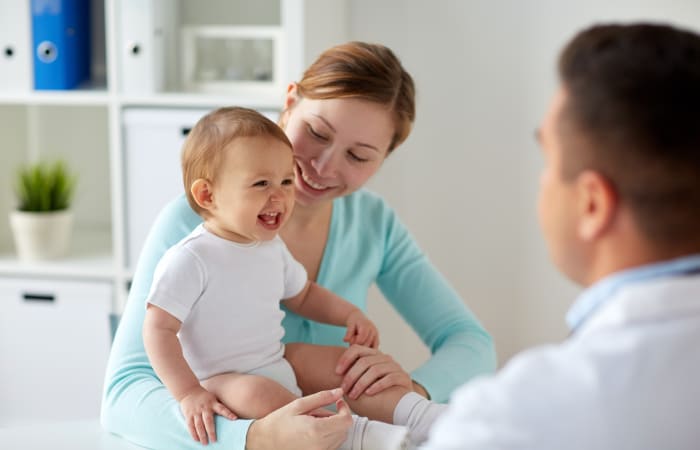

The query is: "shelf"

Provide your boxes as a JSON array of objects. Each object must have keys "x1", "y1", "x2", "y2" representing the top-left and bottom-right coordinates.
[
  {"x1": 119, "y1": 91, "x2": 283, "y2": 110},
  {"x1": 0, "y1": 90, "x2": 110, "y2": 107},
  {"x1": 0, "y1": 228, "x2": 114, "y2": 281}
]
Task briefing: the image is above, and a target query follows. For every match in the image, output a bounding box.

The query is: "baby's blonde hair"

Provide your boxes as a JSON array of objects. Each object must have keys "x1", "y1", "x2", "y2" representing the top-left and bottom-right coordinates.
[{"x1": 181, "y1": 107, "x2": 292, "y2": 216}]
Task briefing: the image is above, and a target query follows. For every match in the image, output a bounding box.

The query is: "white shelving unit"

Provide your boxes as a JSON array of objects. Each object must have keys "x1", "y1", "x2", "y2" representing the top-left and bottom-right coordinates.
[
  {"x1": 0, "y1": 0, "x2": 347, "y2": 425},
  {"x1": 0, "y1": 0, "x2": 348, "y2": 314}
]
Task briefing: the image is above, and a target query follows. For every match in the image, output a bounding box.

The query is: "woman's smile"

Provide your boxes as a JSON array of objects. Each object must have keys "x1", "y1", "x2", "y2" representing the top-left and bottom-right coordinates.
[{"x1": 295, "y1": 161, "x2": 337, "y2": 193}]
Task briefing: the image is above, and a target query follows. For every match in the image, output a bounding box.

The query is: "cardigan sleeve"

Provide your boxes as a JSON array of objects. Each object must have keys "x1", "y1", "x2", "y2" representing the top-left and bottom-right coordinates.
[{"x1": 376, "y1": 202, "x2": 497, "y2": 403}]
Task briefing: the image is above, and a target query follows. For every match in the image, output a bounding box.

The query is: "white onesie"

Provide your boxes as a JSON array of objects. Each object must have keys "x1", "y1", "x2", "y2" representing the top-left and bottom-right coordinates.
[{"x1": 146, "y1": 224, "x2": 307, "y2": 385}]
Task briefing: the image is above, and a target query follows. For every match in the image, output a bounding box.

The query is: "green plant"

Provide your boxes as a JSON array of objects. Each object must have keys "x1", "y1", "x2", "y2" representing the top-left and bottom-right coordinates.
[{"x1": 15, "y1": 160, "x2": 77, "y2": 212}]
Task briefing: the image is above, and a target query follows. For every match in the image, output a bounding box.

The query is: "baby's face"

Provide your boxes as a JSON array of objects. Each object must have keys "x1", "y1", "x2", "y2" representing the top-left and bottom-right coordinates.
[{"x1": 205, "y1": 135, "x2": 296, "y2": 243}]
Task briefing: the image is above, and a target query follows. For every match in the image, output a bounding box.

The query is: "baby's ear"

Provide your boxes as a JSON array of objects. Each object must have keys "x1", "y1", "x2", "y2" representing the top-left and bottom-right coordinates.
[{"x1": 190, "y1": 179, "x2": 214, "y2": 210}]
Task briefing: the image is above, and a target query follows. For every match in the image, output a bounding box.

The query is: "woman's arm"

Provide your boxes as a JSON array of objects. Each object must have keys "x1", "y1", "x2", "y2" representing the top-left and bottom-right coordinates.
[
  {"x1": 102, "y1": 196, "x2": 256, "y2": 449},
  {"x1": 375, "y1": 206, "x2": 497, "y2": 403},
  {"x1": 315, "y1": 192, "x2": 496, "y2": 403}
]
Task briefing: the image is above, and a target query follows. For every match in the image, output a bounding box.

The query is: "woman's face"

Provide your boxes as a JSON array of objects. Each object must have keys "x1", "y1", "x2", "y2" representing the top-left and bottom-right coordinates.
[{"x1": 283, "y1": 94, "x2": 395, "y2": 206}]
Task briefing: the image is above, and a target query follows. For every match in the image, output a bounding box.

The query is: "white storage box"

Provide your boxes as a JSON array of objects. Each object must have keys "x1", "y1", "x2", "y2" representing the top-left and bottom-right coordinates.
[
  {"x1": 122, "y1": 108, "x2": 279, "y2": 269},
  {"x1": 123, "y1": 108, "x2": 211, "y2": 269},
  {"x1": 0, "y1": 277, "x2": 112, "y2": 425}
]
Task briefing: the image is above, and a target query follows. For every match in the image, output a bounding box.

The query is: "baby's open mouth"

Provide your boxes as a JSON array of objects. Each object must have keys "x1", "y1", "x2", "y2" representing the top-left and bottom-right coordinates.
[{"x1": 258, "y1": 211, "x2": 282, "y2": 229}]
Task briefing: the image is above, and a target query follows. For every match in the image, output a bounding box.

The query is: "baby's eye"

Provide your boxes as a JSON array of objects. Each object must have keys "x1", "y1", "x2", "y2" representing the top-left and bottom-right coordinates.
[
  {"x1": 281, "y1": 178, "x2": 294, "y2": 186},
  {"x1": 253, "y1": 180, "x2": 269, "y2": 187}
]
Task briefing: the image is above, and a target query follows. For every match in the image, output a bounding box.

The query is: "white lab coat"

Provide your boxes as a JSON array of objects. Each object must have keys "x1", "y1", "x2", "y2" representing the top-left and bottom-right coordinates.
[{"x1": 424, "y1": 274, "x2": 700, "y2": 450}]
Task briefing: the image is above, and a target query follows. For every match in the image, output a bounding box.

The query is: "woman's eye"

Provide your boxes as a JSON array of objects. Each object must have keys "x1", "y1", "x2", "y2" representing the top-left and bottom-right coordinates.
[
  {"x1": 308, "y1": 125, "x2": 328, "y2": 141},
  {"x1": 348, "y1": 151, "x2": 369, "y2": 163},
  {"x1": 253, "y1": 180, "x2": 269, "y2": 187}
]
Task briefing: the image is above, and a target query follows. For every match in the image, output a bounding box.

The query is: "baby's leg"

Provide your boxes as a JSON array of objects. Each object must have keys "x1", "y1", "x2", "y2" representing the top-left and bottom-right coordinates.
[
  {"x1": 204, "y1": 366, "x2": 410, "y2": 450},
  {"x1": 285, "y1": 343, "x2": 447, "y2": 445},
  {"x1": 201, "y1": 372, "x2": 297, "y2": 419},
  {"x1": 285, "y1": 343, "x2": 409, "y2": 422}
]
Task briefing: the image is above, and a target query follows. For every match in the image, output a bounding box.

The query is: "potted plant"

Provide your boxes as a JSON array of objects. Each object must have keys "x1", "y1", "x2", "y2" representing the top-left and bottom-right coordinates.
[{"x1": 9, "y1": 160, "x2": 77, "y2": 261}]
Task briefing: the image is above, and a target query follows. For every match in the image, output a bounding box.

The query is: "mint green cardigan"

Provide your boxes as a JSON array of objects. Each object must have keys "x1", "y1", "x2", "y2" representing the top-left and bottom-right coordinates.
[{"x1": 101, "y1": 190, "x2": 496, "y2": 449}]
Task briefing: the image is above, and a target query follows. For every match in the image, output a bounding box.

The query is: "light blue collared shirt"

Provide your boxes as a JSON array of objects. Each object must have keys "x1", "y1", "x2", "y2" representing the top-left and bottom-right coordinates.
[{"x1": 567, "y1": 253, "x2": 700, "y2": 331}]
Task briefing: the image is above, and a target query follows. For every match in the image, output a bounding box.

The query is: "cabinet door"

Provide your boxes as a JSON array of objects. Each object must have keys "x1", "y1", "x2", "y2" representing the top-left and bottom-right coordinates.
[{"x1": 0, "y1": 278, "x2": 112, "y2": 425}]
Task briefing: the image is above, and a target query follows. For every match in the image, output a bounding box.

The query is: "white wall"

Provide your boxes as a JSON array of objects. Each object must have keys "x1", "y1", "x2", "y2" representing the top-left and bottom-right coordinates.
[{"x1": 342, "y1": 0, "x2": 700, "y2": 368}]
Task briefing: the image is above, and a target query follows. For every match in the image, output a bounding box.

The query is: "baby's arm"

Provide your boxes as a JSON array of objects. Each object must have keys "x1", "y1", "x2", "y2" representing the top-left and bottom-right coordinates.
[
  {"x1": 143, "y1": 304, "x2": 236, "y2": 444},
  {"x1": 282, "y1": 281, "x2": 379, "y2": 348}
]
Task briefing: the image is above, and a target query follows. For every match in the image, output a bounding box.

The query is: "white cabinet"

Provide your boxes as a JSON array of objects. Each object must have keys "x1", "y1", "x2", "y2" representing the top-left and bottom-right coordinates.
[
  {"x1": 0, "y1": 277, "x2": 112, "y2": 425},
  {"x1": 0, "y1": 0, "x2": 348, "y2": 310}
]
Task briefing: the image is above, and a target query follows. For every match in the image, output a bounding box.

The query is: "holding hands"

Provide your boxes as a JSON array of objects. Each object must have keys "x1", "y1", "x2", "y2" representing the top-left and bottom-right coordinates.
[
  {"x1": 247, "y1": 388, "x2": 353, "y2": 450},
  {"x1": 336, "y1": 344, "x2": 425, "y2": 400}
]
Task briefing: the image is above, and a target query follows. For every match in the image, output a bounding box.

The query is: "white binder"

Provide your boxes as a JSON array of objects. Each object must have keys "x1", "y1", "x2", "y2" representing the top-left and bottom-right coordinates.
[
  {"x1": 0, "y1": 1, "x2": 32, "y2": 93},
  {"x1": 118, "y1": 0, "x2": 177, "y2": 94}
]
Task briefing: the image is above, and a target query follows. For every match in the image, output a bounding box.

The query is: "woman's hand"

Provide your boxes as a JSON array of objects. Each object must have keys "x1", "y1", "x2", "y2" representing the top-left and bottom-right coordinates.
[
  {"x1": 336, "y1": 344, "x2": 426, "y2": 400},
  {"x1": 246, "y1": 388, "x2": 353, "y2": 450},
  {"x1": 344, "y1": 310, "x2": 379, "y2": 349},
  {"x1": 179, "y1": 386, "x2": 237, "y2": 445}
]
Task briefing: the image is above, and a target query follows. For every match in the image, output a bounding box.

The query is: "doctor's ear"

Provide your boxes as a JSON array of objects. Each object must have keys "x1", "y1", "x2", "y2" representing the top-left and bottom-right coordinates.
[
  {"x1": 575, "y1": 170, "x2": 618, "y2": 241},
  {"x1": 190, "y1": 179, "x2": 215, "y2": 211}
]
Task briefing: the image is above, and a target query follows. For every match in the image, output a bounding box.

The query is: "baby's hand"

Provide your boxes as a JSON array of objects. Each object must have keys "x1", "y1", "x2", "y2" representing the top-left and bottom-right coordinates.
[
  {"x1": 179, "y1": 387, "x2": 237, "y2": 445},
  {"x1": 344, "y1": 310, "x2": 379, "y2": 349}
]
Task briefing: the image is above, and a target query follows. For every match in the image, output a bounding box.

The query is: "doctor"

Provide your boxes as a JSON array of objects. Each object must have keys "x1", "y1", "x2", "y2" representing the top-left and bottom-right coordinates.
[{"x1": 422, "y1": 22, "x2": 700, "y2": 449}]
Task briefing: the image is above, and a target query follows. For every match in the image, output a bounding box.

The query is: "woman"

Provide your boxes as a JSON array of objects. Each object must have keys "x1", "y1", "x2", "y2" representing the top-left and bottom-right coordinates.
[{"x1": 101, "y1": 41, "x2": 496, "y2": 449}]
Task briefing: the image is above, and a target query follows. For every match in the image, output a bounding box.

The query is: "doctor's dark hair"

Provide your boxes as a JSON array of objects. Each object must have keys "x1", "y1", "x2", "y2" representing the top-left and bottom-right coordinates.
[
  {"x1": 181, "y1": 106, "x2": 292, "y2": 216},
  {"x1": 558, "y1": 23, "x2": 700, "y2": 247},
  {"x1": 283, "y1": 41, "x2": 416, "y2": 153}
]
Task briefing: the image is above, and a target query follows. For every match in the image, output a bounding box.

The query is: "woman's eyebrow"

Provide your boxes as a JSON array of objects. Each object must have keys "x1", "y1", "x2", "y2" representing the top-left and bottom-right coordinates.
[
  {"x1": 312, "y1": 114, "x2": 336, "y2": 132},
  {"x1": 312, "y1": 113, "x2": 380, "y2": 152}
]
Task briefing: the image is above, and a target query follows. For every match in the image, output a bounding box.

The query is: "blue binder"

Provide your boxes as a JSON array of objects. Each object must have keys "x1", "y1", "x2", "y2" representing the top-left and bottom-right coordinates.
[{"x1": 31, "y1": 0, "x2": 91, "y2": 90}]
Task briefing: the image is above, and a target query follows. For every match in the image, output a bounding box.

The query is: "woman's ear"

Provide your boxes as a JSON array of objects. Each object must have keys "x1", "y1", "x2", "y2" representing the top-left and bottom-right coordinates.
[
  {"x1": 575, "y1": 170, "x2": 617, "y2": 242},
  {"x1": 284, "y1": 82, "x2": 299, "y2": 110},
  {"x1": 190, "y1": 178, "x2": 214, "y2": 211}
]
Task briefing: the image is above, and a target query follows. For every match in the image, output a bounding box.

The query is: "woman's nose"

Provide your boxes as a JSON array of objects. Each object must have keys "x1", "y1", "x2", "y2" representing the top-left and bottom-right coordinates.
[{"x1": 310, "y1": 148, "x2": 336, "y2": 176}]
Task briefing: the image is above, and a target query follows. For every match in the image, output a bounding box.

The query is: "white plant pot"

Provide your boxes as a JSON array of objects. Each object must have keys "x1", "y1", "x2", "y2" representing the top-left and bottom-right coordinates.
[{"x1": 9, "y1": 210, "x2": 74, "y2": 261}]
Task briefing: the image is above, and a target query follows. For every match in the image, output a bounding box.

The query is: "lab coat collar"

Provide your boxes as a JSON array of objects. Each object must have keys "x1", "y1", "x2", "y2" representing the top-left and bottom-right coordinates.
[{"x1": 566, "y1": 253, "x2": 700, "y2": 333}]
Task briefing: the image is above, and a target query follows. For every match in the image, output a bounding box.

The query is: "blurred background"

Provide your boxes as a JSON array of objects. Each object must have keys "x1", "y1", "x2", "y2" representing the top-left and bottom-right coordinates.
[{"x1": 354, "y1": 0, "x2": 700, "y2": 367}]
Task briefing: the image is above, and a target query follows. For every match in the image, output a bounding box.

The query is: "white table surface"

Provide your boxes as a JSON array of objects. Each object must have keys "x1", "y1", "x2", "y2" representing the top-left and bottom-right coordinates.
[{"x1": 0, "y1": 419, "x2": 144, "y2": 450}]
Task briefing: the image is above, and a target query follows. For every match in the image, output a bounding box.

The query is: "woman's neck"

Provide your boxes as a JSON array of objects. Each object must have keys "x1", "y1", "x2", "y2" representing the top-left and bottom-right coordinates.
[{"x1": 286, "y1": 200, "x2": 333, "y2": 231}]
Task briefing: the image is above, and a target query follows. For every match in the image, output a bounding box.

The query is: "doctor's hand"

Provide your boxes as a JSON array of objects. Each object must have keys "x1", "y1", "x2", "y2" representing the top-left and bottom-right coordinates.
[
  {"x1": 179, "y1": 386, "x2": 237, "y2": 445},
  {"x1": 336, "y1": 344, "x2": 428, "y2": 400},
  {"x1": 344, "y1": 310, "x2": 380, "y2": 349},
  {"x1": 246, "y1": 388, "x2": 353, "y2": 450}
]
